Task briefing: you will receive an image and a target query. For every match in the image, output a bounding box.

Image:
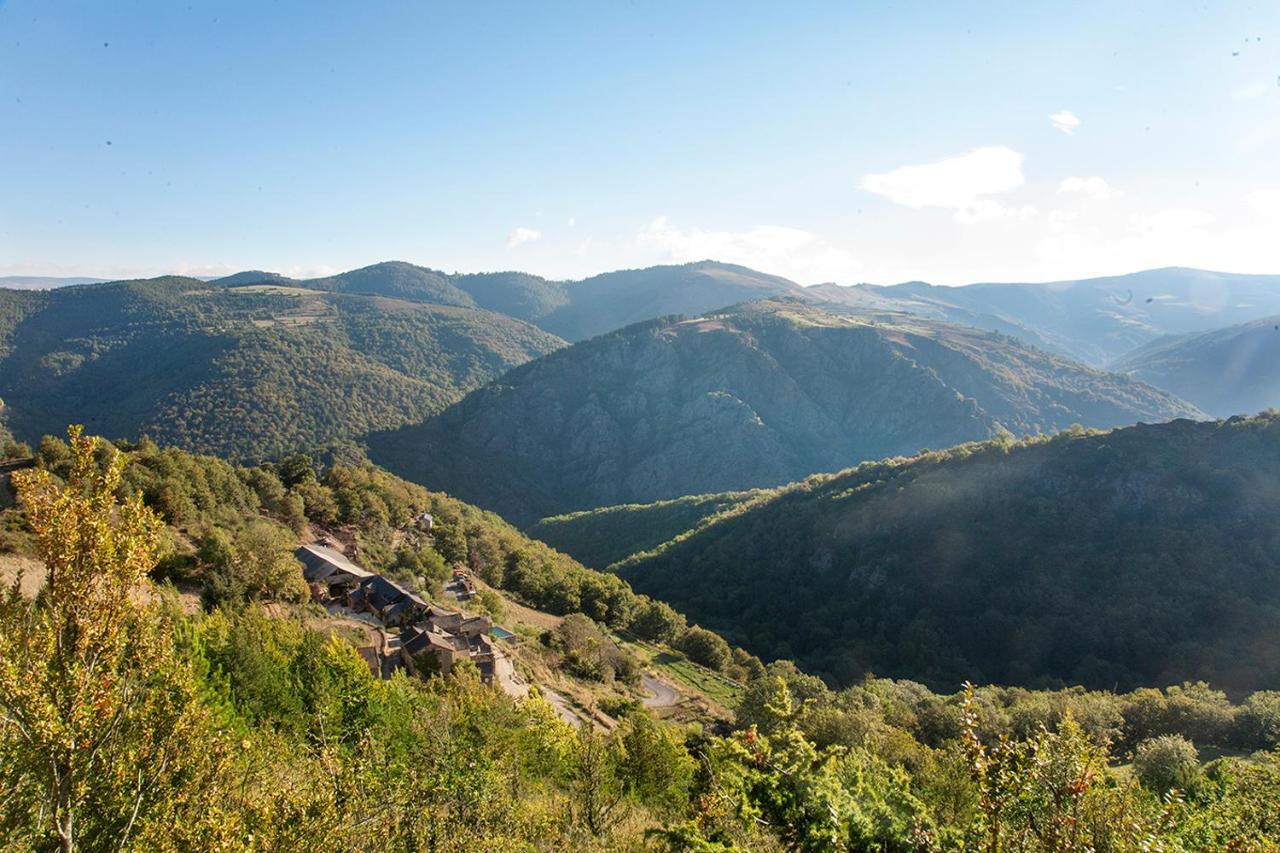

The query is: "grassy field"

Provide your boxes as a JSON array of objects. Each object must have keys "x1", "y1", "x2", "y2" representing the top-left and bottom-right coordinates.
[{"x1": 228, "y1": 284, "x2": 325, "y2": 296}]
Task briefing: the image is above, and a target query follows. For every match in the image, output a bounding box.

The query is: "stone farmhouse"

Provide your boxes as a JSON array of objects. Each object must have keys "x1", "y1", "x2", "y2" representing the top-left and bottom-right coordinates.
[{"x1": 297, "y1": 542, "x2": 512, "y2": 687}]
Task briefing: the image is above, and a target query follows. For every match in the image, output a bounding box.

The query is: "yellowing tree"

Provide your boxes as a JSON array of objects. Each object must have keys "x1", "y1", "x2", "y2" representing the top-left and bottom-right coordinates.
[{"x1": 0, "y1": 426, "x2": 209, "y2": 851}]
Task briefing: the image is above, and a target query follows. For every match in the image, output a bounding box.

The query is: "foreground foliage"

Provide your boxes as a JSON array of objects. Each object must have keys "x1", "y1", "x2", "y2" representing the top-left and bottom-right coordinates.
[{"x1": 3, "y1": 430, "x2": 1280, "y2": 850}]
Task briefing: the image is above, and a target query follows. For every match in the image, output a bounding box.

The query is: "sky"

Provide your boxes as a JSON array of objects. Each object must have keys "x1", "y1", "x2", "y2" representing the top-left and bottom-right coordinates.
[{"x1": 1, "y1": 1, "x2": 1278, "y2": 286}]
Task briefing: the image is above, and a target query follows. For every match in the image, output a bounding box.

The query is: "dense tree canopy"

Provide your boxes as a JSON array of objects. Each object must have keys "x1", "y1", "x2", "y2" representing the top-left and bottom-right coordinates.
[{"x1": 584, "y1": 414, "x2": 1280, "y2": 693}]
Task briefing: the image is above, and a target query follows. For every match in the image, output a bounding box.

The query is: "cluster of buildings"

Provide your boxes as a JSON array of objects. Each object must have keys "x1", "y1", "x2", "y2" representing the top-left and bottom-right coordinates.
[{"x1": 296, "y1": 542, "x2": 513, "y2": 687}]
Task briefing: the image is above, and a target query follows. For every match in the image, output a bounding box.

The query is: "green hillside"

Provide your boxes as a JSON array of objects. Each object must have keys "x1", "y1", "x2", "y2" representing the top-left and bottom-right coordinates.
[
  {"x1": 370, "y1": 298, "x2": 1202, "y2": 524},
  {"x1": 602, "y1": 413, "x2": 1280, "y2": 693},
  {"x1": 1113, "y1": 315, "x2": 1280, "y2": 417},
  {"x1": 0, "y1": 277, "x2": 563, "y2": 460}
]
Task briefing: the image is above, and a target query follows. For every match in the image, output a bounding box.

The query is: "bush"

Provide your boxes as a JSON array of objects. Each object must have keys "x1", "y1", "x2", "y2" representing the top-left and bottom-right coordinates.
[
  {"x1": 1134, "y1": 734, "x2": 1201, "y2": 793},
  {"x1": 1237, "y1": 691, "x2": 1280, "y2": 749}
]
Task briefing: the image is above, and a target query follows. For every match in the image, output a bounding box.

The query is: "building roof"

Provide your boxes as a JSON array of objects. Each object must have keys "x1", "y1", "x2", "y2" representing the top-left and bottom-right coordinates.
[
  {"x1": 296, "y1": 543, "x2": 374, "y2": 582},
  {"x1": 357, "y1": 574, "x2": 412, "y2": 610}
]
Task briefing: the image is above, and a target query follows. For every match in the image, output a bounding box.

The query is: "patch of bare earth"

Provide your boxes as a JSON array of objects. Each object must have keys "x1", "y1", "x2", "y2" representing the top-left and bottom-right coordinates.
[{"x1": 0, "y1": 554, "x2": 44, "y2": 598}]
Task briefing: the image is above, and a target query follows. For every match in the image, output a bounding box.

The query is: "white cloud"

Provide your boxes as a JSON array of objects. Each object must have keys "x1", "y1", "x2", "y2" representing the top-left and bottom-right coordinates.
[
  {"x1": 1050, "y1": 110, "x2": 1081, "y2": 134},
  {"x1": 636, "y1": 216, "x2": 857, "y2": 283},
  {"x1": 505, "y1": 226, "x2": 541, "y2": 248},
  {"x1": 1057, "y1": 176, "x2": 1113, "y2": 200},
  {"x1": 1129, "y1": 208, "x2": 1213, "y2": 238},
  {"x1": 859, "y1": 146, "x2": 1031, "y2": 224},
  {"x1": 1247, "y1": 188, "x2": 1280, "y2": 218},
  {"x1": 1233, "y1": 81, "x2": 1270, "y2": 101}
]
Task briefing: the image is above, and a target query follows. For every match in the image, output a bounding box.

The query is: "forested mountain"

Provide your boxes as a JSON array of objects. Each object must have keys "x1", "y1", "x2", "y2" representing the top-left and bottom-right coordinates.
[
  {"x1": 305, "y1": 261, "x2": 480, "y2": 307},
  {"x1": 0, "y1": 276, "x2": 562, "y2": 460},
  {"x1": 206, "y1": 259, "x2": 803, "y2": 342},
  {"x1": 586, "y1": 414, "x2": 1280, "y2": 693},
  {"x1": 370, "y1": 299, "x2": 1201, "y2": 524},
  {"x1": 1113, "y1": 316, "x2": 1280, "y2": 417},
  {"x1": 812, "y1": 268, "x2": 1280, "y2": 366}
]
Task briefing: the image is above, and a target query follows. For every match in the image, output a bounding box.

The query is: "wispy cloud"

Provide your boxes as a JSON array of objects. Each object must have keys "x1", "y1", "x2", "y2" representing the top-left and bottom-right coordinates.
[
  {"x1": 636, "y1": 216, "x2": 857, "y2": 283},
  {"x1": 1049, "y1": 110, "x2": 1081, "y2": 134},
  {"x1": 1057, "y1": 176, "x2": 1113, "y2": 200},
  {"x1": 505, "y1": 226, "x2": 542, "y2": 248},
  {"x1": 859, "y1": 146, "x2": 1032, "y2": 224}
]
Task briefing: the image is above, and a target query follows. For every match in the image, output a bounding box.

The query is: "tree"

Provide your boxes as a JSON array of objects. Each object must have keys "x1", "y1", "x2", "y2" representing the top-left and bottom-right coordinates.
[
  {"x1": 0, "y1": 426, "x2": 210, "y2": 851},
  {"x1": 630, "y1": 598, "x2": 687, "y2": 644},
  {"x1": 202, "y1": 519, "x2": 307, "y2": 604},
  {"x1": 616, "y1": 714, "x2": 694, "y2": 812},
  {"x1": 571, "y1": 726, "x2": 626, "y2": 836}
]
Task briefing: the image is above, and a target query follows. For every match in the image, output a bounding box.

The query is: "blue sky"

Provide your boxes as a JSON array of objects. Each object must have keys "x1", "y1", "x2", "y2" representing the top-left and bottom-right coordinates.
[{"x1": 1, "y1": 1, "x2": 1278, "y2": 284}]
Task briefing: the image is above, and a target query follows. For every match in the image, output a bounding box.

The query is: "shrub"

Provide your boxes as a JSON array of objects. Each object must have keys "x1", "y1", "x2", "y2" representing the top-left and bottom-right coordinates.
[{"x1": 1134, "y1": 735, "x2": 1201, "y2": 793}]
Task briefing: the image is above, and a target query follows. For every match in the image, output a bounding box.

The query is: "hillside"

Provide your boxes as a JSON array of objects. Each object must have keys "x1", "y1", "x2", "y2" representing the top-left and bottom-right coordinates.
[
  {"x1": 7, "y1": 430, "x2": 1280, "y2": 848},
  {"x1": 813, "y1": 268, "x2": 1280, "y2": 366},
  {"x1": 370, "y1": 299, "x2": 1201, "y2": 524},
  {"x1": 1112, "y1": 316, "x2": 1280, "y2": 417},
  {"x1": 603, "y1": 414, "x2": 1280, "y2": 693},
  {"x1": 304, "y1": 261, "x2": 479, "y2": 307},
  {"x1": 529, "y1": 260, "x2": 802, "y2": 341},
  {"x1": 0, "y1": 277, "x2": 562, "y2": 460},
  {"x1": 529, "y1": 490, "x2": 764, "y2": 570}
]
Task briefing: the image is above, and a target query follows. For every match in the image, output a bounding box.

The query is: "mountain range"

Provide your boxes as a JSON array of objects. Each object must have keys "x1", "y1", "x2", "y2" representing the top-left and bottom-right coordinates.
[
  {"x1": 534, "y1": 413, "x2": 1280, "y2": 693},
  {"x1": 368, "y1": 298, "x2": 1201, "y2": 524},
  {"x1": 811, "y1": 267, "x2": 1280, "y2": 367},
  {"x1": 0, "y1": 275, "x2": 109, "y2": 290},
  {"x1": 214, "y1": 259, "x2": 800, "y2": 342}
]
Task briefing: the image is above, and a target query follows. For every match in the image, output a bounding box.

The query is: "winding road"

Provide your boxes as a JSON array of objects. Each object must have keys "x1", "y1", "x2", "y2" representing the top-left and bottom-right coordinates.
[{"x1": 641, "y1": 673, "x2": 680, "y2": 708}]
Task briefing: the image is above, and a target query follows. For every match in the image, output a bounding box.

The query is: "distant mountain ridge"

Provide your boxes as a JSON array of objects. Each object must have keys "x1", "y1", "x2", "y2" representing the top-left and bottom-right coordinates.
[
  {"x1": 0, "y1": 275, "x2": 108, "y2": 290},
  {"x1": 202, "y1": 260, "x2": 804, "y2": 342},
  {"x1": 201, "y1": 263, "x2": 1280, "y2": 365},
  {"x1": 812, "y1": 268, "x2": 1280, "y2": 366},
  {"x1": 368, "y1": 298, "x2": 1202, "y2": 524},
  {"x1": 1113, "y1": 314, "x2": 1280, "y2": 416}
]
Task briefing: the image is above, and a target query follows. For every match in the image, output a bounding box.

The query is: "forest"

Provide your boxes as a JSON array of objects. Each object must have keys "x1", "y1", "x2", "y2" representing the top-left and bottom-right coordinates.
[
  {"x1": 0, "y1": 277, "x2": 562, "y2": 461},
  {"x1": 524, "y1": 414, "x2": 1280, "y2": 694}
]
